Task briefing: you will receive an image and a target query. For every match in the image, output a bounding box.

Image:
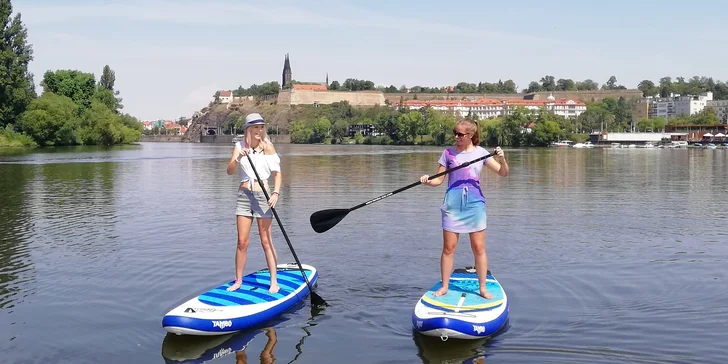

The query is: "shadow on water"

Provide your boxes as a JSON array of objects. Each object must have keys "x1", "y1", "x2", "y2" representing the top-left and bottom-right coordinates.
[
  {"x1": 412, "y1": 320, "x2": 511, "y2": 364},
  {"x1": 161, "y1": 300, "x2": 325, "y2": 364}
]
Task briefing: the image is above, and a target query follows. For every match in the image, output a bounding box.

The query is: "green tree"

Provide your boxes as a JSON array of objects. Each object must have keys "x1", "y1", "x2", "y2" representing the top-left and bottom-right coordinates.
[
  {"x1": 98, "y1": 65, "x2": 115, "y2": 91},
  {"x1": 96, "y1": 65, "x2": 123, "y2": 112},
  {"x1": 40, "y1": 70, "x2": 97, "y2": 109},
  {"x1": 17, "y1": 92, "x2": 80, "y2": 146},
  {"x1": 0, "y1": 0, "x2": 36, "y2": 127}
]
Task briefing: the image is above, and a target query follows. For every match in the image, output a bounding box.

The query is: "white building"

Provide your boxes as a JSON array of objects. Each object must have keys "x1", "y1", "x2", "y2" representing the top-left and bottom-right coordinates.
[
  {"x1": 646, "y1": 92, "x2": 712, "y2": 120},
  {"x1": 217, "y1": 90, "x2": 233, "y2": 104},
  {"x1": 706, "y1": 99, "x2": 728, "y2": 123},
  {"x1": 399, "y1": 94, "x2": 586, "y2": 120}
]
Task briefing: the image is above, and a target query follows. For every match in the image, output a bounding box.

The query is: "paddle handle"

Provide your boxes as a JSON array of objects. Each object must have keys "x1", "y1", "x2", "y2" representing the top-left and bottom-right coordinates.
[
  {"x1": 349, "y1": 153, "x2": 492, "y2": 212},
  {"x1": 243, "y1": 153, "x2": 318, "y2": 295}
]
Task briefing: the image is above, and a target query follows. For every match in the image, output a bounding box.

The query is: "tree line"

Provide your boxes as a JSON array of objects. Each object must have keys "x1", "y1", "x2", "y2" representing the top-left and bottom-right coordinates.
[
  {"x1": 283, "y1": 93, "x2": 722, "y2": 147},
  {"x1": 0, "y1": 0, "x2": 142, "y2": 147}
]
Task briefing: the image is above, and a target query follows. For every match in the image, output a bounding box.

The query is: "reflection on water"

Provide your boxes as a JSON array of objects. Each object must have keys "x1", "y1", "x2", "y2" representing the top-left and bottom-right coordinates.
[
  {"x1": 1, "y1": 143, "x2": 727, "y2": 363},
  {"x1": 161, "y1": 302, "x2": 324, "y2": 364},
  {"x1": 162, "y1": 326, "x2": 278, "y2": 364},
  {"x1": 412, "y1": 329, "x2": 490, "y2": 364},
  {"x1": 0, "y1": 164, "x2": 35, "y2": 312}
]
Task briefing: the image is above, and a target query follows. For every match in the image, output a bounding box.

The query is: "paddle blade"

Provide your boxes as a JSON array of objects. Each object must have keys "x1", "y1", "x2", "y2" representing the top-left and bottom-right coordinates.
[
  {"x1": 311, "y1": 291, "x2": 328, "y2": 308},
  {"x1": 310, "y1": 209, "x2": 350, "y2": 233}
]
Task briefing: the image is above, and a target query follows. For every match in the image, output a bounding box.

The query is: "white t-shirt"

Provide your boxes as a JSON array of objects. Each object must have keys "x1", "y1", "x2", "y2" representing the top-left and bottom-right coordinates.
[{"x1": 235, "y1": 141, "x2": 281, "y2": 183}]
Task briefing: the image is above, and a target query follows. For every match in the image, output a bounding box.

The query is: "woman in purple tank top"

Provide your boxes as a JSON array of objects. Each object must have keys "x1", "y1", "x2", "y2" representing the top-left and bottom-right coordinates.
[{"x1": 419, "y1": 118, "x2": 509, "y2": 299}]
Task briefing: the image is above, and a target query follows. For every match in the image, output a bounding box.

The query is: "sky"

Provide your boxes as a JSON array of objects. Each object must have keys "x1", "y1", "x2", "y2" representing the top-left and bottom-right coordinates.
[{"x1": 13, "y1": 0, "x2": 728, "y2": 121}]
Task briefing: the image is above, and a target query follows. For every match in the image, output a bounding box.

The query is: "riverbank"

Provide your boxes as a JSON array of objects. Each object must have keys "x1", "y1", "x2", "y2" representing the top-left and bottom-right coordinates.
[{"x1": 0, "y1": 126, "x2": 37, "y2": 148}]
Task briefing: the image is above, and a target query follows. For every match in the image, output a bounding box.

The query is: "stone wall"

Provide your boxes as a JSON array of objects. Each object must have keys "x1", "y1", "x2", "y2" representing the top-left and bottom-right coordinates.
[
  {"x1": 141, "y1": 135, "x2": 184, "y2": 142},
  {"x1": 277, "y1": 90, "x2": 386, "y2": 106}
]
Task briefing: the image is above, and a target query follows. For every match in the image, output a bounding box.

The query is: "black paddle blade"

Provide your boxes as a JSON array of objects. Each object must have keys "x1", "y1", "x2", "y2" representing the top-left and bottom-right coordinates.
[
  {"x1": 310, "y1": 209, "x2": 350, "y2": 233},
  {"x1": 311, "y1": 291, "x2": 328, "y2": 308}
]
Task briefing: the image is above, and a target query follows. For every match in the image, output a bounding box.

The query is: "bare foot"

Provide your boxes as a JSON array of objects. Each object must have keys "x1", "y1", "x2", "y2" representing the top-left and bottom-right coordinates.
[
  {"x1": 227, "y1": 281, "x2": 242, "y2": 292},
  {"x1": 433, "y1": 286, "x2": 448, "y2": 297},
  {"x1": 268, "y1": 283, "x2": 279, "y2": 294},
  {"x1": 479, "y1": 287, "x2": 493, "y2": 299}
]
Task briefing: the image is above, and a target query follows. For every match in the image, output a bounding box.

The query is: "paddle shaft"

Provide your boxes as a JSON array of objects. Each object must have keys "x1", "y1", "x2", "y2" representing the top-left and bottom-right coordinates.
[
  {"x1": 243, "y1": 151, "x2": 325, "y2": 306},
  {"x1": 347, "y1": 152, "x2": 493, "y2": 213}
]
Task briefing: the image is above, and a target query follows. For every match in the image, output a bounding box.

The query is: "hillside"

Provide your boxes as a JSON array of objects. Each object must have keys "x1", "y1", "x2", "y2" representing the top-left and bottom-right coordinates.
[{"x1": 182, "y1": 99, "x2": 296, "y2": 141}]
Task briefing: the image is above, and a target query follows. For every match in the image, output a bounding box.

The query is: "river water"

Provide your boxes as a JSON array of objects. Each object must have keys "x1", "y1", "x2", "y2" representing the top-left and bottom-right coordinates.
[{"x1": 1, "y1": 142, "x2": 726, "y2": 364}]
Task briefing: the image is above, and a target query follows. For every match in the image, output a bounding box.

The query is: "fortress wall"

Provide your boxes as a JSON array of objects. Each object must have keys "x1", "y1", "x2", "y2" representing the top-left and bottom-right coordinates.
[{"x1": 278, "y1": 90, "x2": 386, "y2": 106}]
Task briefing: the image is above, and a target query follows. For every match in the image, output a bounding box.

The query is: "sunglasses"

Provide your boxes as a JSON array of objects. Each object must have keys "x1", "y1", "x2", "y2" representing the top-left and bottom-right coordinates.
[{"x1": 453, "y1": 130, "x2": 470, "y2": 137}]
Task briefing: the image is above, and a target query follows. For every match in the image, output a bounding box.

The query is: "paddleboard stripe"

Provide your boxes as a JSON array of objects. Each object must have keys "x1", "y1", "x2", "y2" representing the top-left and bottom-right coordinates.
[
  {"x1": 201, "y1": 291, "x2": 258, "y2": 306},
  {"x1": 276, "y1": 270, "x2": 312, "y2": 281},
  {"x1": 239, "y1": 281, "x2": 292, "y2": 296},
  {"x1": 209, "y1": 289, "x2": 271, "y2": 304},
  {"x1": 197, "y1": 294, "x2": 242, "y2": 307},
  {"x1": 263, "y1": 270, "x2": 311, "y2": 284},
  {"x1": 420, "y1": 296, "x2": 503, "y2": 312},
  {"x1": 248, "y1": 274, "x2": 301, "y2": 290}
]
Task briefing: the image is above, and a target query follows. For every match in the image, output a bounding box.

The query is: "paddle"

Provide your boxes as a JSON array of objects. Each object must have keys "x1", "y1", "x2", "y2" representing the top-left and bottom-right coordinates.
[
  {"x1": 243, "y1": 151, "x2": 328, "y2": 309},
  {"x1": 309, "y1": 152, "x2": 494, "y2": 233}
]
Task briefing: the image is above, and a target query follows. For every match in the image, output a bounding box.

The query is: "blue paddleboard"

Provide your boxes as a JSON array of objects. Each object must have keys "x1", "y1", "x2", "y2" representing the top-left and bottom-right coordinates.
[
  {"x1": 412, "y1": 267, "x2": 509, "y2": 340},
  {"x1": 162, "y1": 263, "x2": 317, "y2": 336}
]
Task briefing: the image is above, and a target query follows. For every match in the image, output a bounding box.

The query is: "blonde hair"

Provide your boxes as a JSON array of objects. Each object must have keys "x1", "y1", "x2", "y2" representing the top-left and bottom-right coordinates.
[
  {"x1": 457, "y1": 118, "x2": 480, "y2": 146},
  {"x1": 243, "y1": 125, "x2": 272, "y2": 150}
]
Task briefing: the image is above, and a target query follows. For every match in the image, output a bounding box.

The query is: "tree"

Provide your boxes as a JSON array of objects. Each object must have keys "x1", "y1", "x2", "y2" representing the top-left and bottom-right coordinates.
[
  {"x1": 40, "y1": 70, "x2": 97, "y2": 109},
  {"x1": 97, "y1": 65, "x2": 123, "y2": 113},
  {"x1": 98, "y1": 65, "x2": 115, "y2": 91},
  {"x1": 17, "y1": 92, "x2": 80, "y2": 146},
  {"x1": 0, "y1": 0, "x2": 36, "y2": 127}
]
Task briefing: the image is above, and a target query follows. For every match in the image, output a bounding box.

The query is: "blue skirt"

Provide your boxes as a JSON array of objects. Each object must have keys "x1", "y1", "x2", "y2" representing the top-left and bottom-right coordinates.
[{"x1": 440, "y1": 186, "x2": 486, "y2": 233}]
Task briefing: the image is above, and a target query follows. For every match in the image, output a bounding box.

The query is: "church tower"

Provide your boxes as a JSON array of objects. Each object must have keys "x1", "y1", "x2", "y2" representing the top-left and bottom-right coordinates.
[{"x1": 282, "y1": 54, "x2": 292, "y2": 88}]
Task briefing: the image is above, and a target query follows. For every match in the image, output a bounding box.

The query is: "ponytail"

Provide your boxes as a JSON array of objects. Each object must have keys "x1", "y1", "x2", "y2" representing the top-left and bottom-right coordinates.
[{"x1": 471, "y1": 120, "x2": 480, "y2": 146}]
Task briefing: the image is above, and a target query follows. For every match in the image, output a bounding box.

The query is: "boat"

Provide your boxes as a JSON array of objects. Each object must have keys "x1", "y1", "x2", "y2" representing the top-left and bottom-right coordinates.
[
  {"x1": 162, "y1": 263, "x2": 318, "y2": 336},
  {"x1": 412, "y1": 267, "x2": 509, "y2": 340},
  {"x1": 549, "y1": 140, "x2": 573, "y2": 148}
]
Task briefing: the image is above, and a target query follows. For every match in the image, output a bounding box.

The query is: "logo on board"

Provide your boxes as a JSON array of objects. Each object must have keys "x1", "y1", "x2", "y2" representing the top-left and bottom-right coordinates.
[{"x1": 212, "y1": 320, "x2": 233, "y2": 329}]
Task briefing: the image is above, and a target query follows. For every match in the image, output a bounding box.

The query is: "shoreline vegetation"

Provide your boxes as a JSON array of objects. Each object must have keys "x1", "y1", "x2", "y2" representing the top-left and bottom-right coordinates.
[
  {"x1": 202, "y1": 76, "x2": 728, "y2": 149},
  {"x1": 0, "y1": 0, "x2": 143, "y2": 149}
]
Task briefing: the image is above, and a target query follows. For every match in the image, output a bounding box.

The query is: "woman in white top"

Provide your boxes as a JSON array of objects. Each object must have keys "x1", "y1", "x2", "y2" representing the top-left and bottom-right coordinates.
[{"x1": 225, "y1": 113, "x2": 282, "y2": 293}]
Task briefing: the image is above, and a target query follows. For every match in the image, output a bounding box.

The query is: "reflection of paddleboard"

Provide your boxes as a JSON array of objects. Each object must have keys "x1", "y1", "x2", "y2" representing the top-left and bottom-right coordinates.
[
  {"x1": 162, "y1": 263, "x2": 318, "y2": 336},
  {"x1": 412, "y1": 267, "x2": 508, "y2": 340},
  {"x1": 161, "y1": 308, "x2": 293, "y2": 364},
  {"x1": 412, "y1": 329, "x2": 489, "y2": 363}
]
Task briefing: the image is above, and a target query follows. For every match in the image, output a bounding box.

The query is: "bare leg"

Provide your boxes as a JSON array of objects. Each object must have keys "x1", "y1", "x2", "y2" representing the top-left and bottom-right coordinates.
[
  {"x1": 433, "y1": 230, "x2": 458, "y2": 297},
  {"x1": 257, "y1": 217, "x2": 279, "y2": 294},
  {"x1": 470, "y1": 229, "x2": 492, "y2": 299},
  {"x1": 268, "y1": 228, "x2": 278, "y2": 266},
  {"x1": 228, "y1": 215, "x2": 253, "y2": 291}
]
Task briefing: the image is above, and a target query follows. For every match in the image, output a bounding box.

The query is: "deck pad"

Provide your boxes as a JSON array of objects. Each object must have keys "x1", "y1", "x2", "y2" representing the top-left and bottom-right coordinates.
[{"x1": 420, "y1": 270, "x2": 504, "y2": 312}]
